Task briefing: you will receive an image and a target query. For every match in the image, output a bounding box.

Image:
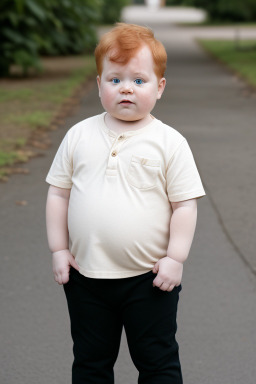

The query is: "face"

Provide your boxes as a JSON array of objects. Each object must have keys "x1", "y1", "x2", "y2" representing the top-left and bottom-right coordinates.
[{"x1": 97, "y1": 45, "x2": 166, "y2": 123}]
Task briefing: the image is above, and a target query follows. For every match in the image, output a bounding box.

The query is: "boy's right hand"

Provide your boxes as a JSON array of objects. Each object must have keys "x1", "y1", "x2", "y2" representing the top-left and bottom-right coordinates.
[{"x1": 52, "y1": 249, "x2": 79, "y2": 285}]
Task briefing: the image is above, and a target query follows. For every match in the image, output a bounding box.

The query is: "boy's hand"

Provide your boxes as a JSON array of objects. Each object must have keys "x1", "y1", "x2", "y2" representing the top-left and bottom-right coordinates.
[
  {"x1": 152, "y1": 256, "x2": 183, "y2": 292},
  {"x1": 52, "y1": 249, "x2": 79, "y2": 285}
]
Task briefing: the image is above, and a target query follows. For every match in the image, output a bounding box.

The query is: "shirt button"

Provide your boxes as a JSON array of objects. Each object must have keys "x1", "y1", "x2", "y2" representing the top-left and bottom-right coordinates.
[
  {"x1": 111, "y1": 151, "x2": 117, "y2": 157},
  {"x1": 118, "y1": 135, "x2": 124, "y2": 140}
]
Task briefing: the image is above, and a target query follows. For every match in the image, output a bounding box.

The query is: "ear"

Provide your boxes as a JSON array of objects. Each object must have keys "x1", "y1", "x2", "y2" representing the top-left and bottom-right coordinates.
[
  {"x1": 157, "y1": 77, "x2": 166, "y2": 100},
  {"x1": 96, "y1": 75, "x2": 101, "y2": 98}
]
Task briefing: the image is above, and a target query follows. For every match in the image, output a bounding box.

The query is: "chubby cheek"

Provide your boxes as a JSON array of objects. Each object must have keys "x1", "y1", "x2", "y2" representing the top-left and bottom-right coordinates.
[
  {"x1": 99, "y1": 85, "x2": 115, "y2": 111},
  {"x1": 140, "y1": 93, "x2": 157, "y2": 113}
]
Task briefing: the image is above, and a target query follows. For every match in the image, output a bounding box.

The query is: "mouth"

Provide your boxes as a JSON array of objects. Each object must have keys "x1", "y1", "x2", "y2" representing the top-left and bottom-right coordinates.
[{"x1": 119, "y1": 100, "x2": 134, "y2": 104}]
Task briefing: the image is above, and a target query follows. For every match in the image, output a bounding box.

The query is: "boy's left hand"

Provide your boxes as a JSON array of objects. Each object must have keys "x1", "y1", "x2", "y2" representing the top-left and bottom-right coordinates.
[{"x1": 152, "y1": 256, "x2": 183, "y2": 291}]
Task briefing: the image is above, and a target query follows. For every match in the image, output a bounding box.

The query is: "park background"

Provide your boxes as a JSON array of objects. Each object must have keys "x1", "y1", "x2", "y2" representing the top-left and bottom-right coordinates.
[{"x1": 1, "y1": 1, "x2": 256, "y2": 383}]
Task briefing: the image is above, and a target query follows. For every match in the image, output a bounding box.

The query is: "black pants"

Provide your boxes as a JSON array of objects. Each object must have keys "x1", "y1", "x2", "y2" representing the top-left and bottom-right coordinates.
[{"x1": 64, "y1": 267, "x2": 183, "y2": 384}]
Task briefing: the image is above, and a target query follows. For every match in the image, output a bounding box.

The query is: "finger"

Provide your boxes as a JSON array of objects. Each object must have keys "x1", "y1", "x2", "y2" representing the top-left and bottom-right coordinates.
[
  {"x1": 167, "y1": 285, "x2": 175, "y2": 292},
  {"x1": 58, "y1": 274, "x2": 67, "y2": 285},
  {"x1": 54, "y1": 274, "x2": 62, "y2": 285},
  {"x1": 153, "y1": 277, "x2": 163, "y2": 288},
  {"x1": 60, "y1": 269, "x2": 70, "y2": 284},
  {"x1": 54, "y1": 271, "x2": 67, "y2": 285},
  {"x1": 159, "y1": 282, "x2": 169, "y2": 291},
  {"x1": 61, "y1": 273, "x2": 69, "y2": 285},
  {"x1": 152, "y1": 261, "x2": 159, "y2": 274},
  {"x1": 69, "y1": 255, "x2": 79, "y2": 271}
]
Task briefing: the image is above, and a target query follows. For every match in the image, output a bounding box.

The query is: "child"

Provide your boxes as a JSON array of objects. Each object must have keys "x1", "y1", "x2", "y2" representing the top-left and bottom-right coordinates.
[{"x1": 46, "y1": 23, "x2": 205, "y2": 384}]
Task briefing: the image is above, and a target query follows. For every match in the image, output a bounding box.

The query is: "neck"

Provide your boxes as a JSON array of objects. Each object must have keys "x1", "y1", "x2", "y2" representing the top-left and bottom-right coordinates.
[{"x1": 105, "y1": 113, "x2": 153, "y2": 134}]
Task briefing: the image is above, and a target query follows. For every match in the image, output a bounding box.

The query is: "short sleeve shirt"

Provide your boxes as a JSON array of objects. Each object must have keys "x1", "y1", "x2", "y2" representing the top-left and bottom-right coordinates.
[{"x1": 46, "y1": 113, "x2": 205, "y2": 278}]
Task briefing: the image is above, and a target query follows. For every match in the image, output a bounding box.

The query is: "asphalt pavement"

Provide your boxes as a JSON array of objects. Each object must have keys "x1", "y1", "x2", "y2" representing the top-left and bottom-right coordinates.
[{"x1": 1, "y1": 6, "x2": 256, "y2": 384}]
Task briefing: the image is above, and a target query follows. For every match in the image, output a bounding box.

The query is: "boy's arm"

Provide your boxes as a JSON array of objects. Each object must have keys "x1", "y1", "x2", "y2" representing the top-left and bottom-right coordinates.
[
  {"x1": 46, "y1": 185, "x2": 79, "y2": 285},
  {"x1": 152, "y1": 198, "x2": 197, "y2": 291}
]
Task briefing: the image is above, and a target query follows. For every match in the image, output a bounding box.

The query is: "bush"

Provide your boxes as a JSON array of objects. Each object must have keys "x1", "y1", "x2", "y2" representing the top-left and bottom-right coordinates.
[
  {"x1": 0, "y1": 0, "x2": 133, "y2": 77},
  {"x1": 100, "y1": 0, "x2": 131, "y2": 24},
  {"x1": 0, "y1": 0, "x2": 101, "y2": 76},
  {"x1": 166, "y1": 0, "x2": 186, "y2": 5},
  {"x1": 0, "y1": 0, "x2": 43, "y2": 76},
  {"x1": 39, "y1": 0, "x2": 101, "y2": 56},
  {"x1": 183, "y1": 0, "x2": 256, "y2": 22}
]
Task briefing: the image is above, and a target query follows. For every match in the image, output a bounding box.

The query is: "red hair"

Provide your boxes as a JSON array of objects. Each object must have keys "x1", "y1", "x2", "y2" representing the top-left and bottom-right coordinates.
[{"x1": 95, "y1": 23, "x2": 167, "y2": 80}]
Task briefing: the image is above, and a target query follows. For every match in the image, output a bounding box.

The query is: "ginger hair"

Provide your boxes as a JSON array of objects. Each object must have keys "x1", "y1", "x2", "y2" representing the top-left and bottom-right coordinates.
[{"x1": 95, "y1": 23, "x2": 167, "y2": 80}]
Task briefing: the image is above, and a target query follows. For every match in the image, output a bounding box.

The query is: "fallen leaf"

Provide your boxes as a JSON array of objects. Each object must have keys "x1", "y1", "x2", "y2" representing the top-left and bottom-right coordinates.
[
  {"x1": 12, "y1": 168, "x2": 30, "y2": 174},
  {"x1": 15, "y1": 200, "x2": 28, "y2": 206}
]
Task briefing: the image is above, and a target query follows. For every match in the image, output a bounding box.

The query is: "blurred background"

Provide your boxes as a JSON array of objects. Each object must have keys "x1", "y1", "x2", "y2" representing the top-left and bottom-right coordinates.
[
  {"x1": 1, "y1": 1, "x2": 256, "y2": 384},
  {"x1": 0, "y1": 0, "x2": 255, "y2": 176}
]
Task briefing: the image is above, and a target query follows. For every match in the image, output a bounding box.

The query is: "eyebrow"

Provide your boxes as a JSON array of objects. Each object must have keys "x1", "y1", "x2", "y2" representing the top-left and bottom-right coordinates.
[
  {"x1": 133, "y1": 73, "x2": 147, "y2": 77},
  {"x1": 107, "y1": 72, "x2": 120, "y2": 77},
  {"x1": 106, "y1": 72, "x2": 148, "y2": 78}
]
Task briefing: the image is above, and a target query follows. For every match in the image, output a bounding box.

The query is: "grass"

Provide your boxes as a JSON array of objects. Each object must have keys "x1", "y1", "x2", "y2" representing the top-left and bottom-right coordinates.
[
  {"x1": 0, "y1": 55, "x2": 96, "y2": 180},
  {"x1": 0, "y1": 151, "x2": 20, "y2": 167},
  {"x1": 0, "y1": 88, "x2": 34, "y2": 102},
  {"x1": 198, "y1": 39, "x2": 256, "y2": 87},
  {"x1": 6, "y1": 111, "x2": 53, "y2": 130}
]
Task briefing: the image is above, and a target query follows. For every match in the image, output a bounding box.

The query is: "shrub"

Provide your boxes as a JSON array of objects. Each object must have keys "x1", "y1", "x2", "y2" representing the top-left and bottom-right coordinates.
[
  {"x1": 0, "y1": 0, "x2": 101, "y2": 76},
  {"x1": 38, "y1": 0, "x2": 101, "y2": 56},
  {"x1": 100, "y1": 0, "x2": 131, "y2": 24},
  {"x1": 183, "y1": 0, "x2": 256, "y2": 22}
]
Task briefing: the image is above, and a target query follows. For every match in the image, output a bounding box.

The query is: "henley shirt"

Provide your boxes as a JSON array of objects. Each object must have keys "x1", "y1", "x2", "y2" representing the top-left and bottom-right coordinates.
[{"x1": 46, "y1": 112, "x2": 206, "y2": 278}]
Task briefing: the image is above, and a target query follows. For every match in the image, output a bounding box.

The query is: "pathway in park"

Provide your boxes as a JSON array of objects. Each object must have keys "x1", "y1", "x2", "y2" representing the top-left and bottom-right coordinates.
[{"x1": 1, "y1": 6, "x2": 256, "y2": 384}]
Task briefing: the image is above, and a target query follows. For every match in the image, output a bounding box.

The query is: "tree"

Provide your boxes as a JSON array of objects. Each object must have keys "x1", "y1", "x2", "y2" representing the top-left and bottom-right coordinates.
[
  {"x1": 100, "y1": 0, "x2": 131, "y2": 24},
  {"x1": 0, "y1": 0, "x2": 101, "y2": 76},
  {"x1": 184, "y1": 0, "x2": 256, "y2": 22}
]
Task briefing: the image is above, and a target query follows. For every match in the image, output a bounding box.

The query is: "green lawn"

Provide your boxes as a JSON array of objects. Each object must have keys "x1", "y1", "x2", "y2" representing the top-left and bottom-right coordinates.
[
  {"x1": 0, "y1": 55, "x2": 96, "y2": 180},
  {"x1": 198, "y1": 40, "x2": 256, "y2": 86}
]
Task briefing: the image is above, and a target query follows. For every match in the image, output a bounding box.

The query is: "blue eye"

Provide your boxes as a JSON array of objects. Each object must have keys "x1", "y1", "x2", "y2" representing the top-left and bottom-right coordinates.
[
  {"x1": 135, "y1": 79, "x2": 144, "y2": 85},
  {"x1": 112, "y1": 78, "x2": 120, "y2": 84}
]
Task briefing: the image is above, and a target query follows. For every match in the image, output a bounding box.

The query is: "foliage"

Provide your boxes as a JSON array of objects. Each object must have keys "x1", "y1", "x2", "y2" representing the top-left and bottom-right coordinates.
[
  {"x1": 199, "y1": 39, "x2": 256, "y2": 86},
  {"x1": 100, "y1": 0, "x2": 131, "y2": 24},
  {"x1": 38, "y1": 0, "x2": 101, "y2": 56},
  {"x1": 0, "y1": 0, "x2": 42, "y2": 76},
  {"x1": 0, "y1": 0, "x2": 101, "y2": 76},
  {"x1": 0, "y1": 151, "x2": 20, "y2": 167},
  {"x1": 0, "y1": 55, "x2": 96, "y2": 175},
  {"x1": 184, "y1": 0, "x2": 256, "y2": 22},
  {"x1": 166, "y1": 0, "x2": 186, "y2": 5}
]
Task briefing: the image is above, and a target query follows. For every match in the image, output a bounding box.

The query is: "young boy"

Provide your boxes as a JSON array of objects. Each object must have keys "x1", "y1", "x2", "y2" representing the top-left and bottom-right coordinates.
[{"x1": 46, "y1": 23, "x2": 205, "y2": 384}]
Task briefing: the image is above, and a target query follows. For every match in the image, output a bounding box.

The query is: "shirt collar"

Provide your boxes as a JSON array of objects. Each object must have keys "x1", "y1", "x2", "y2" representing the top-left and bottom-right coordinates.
[{"x1": 100, "y1": 112, "x2": 157, "y2": 138}]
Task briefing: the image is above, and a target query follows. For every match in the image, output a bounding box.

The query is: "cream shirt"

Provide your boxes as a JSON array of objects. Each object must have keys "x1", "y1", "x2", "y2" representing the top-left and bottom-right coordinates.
[{"x1": 46, "y1": 112, "x2": 205, "y2": 278}]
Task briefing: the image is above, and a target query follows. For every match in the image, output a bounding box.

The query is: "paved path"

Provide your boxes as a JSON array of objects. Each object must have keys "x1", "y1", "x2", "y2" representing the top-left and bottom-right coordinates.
[
  {"x1": 1, "y1": 6, "x2": 256, "y2": 384},
  {"x1": 122, "y1": 5, "x2": 207, "y2": 24}
]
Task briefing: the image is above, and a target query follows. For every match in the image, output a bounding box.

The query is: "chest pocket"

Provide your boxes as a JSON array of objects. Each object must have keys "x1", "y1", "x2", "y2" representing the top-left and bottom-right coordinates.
[{"x1": 127, "y1": 155, "x2": 160, "y2": 190}]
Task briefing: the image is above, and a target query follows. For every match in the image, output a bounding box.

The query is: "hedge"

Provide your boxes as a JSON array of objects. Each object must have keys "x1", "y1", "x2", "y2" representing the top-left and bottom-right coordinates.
[{"x1": 0, "y1": 0, "x2": 130, "y2": 77}]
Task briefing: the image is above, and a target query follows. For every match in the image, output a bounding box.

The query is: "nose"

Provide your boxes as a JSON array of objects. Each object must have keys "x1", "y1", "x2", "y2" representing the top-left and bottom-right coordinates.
[{"x1": 120, "y1": 82, "x2": 133, "y2": 94}]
